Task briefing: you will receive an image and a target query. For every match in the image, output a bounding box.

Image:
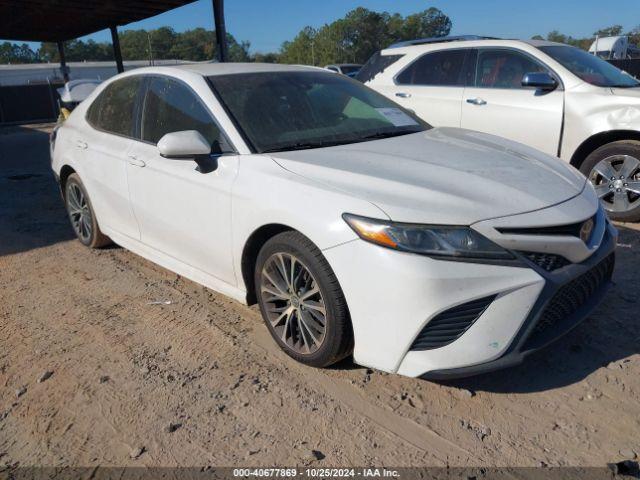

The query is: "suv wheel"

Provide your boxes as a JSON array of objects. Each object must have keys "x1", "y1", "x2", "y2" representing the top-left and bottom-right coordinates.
[
  {"x1": 581, "y1": 141, "x2": 640, "y2": 222},
  {"x1": 254, "y1": 231, "x2": 353, "y2": 367}
]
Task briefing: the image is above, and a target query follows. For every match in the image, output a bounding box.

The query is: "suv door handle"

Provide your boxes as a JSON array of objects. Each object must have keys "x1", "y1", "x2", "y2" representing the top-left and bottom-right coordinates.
[
  {"x1": 127, "y1": 154, "x2": 146, "y2": 167},
  {"x1": 466, "y1": 98, "x2": 487, "y2": 106},
  {"x1": 76, "y1": 140, "x2": 88, "y2": 149},
  {"x1": 395, "y1": 92, "x2": 411, "y2": 98}
]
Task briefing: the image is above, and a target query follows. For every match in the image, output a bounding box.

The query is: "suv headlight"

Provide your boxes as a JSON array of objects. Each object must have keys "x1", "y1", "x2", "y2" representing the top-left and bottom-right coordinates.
[{"x1": 343, "y1": 214, "x2": 513, "y2": 260}]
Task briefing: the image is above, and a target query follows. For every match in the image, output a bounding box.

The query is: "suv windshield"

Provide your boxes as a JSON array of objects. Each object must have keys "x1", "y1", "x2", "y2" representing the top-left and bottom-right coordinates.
[
  {"x1": 539, "y1": 45, "x2": 640, "y2": 88},
  {"x1": 208, "y1": 71, "x2": 428, "y2": 153}
]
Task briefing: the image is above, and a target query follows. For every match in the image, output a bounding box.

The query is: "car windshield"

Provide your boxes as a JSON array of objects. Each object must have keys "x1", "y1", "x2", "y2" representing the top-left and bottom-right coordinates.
[
  {"x1": 208, "y1": 71, "x2": 429, "y2": 153},
  {"x1": 539, "y1": 45, "x2": 640, "y2": 88}
]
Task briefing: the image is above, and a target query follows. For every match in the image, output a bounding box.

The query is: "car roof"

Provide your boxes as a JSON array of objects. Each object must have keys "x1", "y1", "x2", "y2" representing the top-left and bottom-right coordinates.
[
  {"x1": 167, "y1": 62, "x2": 324, "y2": 76},
  {"x1": 382, "y1": 37, "x2": 567, "y2": 54}
]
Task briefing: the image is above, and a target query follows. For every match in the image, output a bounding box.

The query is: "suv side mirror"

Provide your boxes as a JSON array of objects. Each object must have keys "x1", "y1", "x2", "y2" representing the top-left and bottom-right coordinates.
[
  {"x1": 157, "y1": 130, "x2": 217, "y2": 173},
  {"x1": 521, "y1": 72, "x2": 558, "y2": 91}
]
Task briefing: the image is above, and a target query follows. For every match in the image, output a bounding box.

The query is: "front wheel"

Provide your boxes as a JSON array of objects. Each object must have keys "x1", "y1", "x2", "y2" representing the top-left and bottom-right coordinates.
[
  {"x1": 254, "y1": 231, "x2": 353, "y2": 368},
  {"x1": 580, "y1": 141, "x2": 640, "y2": 222},
  {"x1": 64, "y1": 173, "x2": 111, "y2": 248}
]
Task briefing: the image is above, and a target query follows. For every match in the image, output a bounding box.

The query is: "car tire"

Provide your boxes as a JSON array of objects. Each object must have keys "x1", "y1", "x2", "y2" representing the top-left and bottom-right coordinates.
[
  {"x1": 580, "y1": 140, "x2": 640, "y2": 222},
  {"x1": 64, "y1": 173, "x2": 112, "y2": 248},
  {"x1": 255, "y1": 231, "x2": 353, "y2": 368}
]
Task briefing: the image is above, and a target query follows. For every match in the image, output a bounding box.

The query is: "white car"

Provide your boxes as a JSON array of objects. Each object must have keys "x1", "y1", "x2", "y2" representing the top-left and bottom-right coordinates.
[
  {"x1": 361, "y1": 36, "x2": 640, "y2": 221},
  {"x1": 51, "y1": 63, "x2": 616, "y2": 378}
]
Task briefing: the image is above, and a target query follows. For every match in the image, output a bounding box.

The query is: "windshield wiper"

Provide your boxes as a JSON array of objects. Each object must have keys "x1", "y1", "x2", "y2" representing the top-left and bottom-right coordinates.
[
  {"x1": 610, "y1": 84, "x2": 640, "y2": 88},
  {"x1": 361, "y1": 129, "x2": 420, "y2": 141},
  {"x1": 261, "y1": 139, "x2": 350, "y2": 153}
]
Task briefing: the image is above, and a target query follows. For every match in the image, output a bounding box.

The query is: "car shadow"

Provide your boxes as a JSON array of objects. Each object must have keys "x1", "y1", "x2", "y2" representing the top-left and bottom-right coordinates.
[
  {"x1": 436, "y1": 224, "x2": 640, "y2": 393},
  {"x1": 0, "y1": 125, "x2": 77, "y2": 256}
]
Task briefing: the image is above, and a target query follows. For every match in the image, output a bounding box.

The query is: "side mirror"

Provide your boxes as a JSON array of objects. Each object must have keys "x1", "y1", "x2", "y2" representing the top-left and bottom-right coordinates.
[
  {"x1": 157, "y1": 130, "x2": 217, "y2": 173},
  {"x1": 521, "y1": 72, "x2": 558, "y2": 91}
]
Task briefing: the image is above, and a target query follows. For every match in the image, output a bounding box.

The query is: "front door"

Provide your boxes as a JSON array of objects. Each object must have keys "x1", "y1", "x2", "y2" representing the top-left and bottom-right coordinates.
[
  {"x1": 460, "y1": 48, "x2": 564, "y2": 156},
  {"x1": 126, "y1": 75, "x2": 239, "y2": 284}
]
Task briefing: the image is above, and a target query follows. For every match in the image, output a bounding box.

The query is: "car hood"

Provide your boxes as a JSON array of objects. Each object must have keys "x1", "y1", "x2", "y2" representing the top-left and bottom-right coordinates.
[
  {"x1": 611, "y1": 87, "x2": 640, "y2": 99},
  {"x1": 270, "y1": 128, "x2": 586, "y2": 225}
]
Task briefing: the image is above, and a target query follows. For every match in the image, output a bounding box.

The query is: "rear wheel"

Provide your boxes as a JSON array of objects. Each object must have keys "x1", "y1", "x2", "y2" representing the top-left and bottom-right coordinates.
[
  {"x1": 64, "y1": 173, "x2": 111, "y2": 248},
  {"x1": 254, "y1": 231, "x2": 353, "y2": 367},
  {"x1": 580, "y1": 141, "x2": 640, "y2": 222}
]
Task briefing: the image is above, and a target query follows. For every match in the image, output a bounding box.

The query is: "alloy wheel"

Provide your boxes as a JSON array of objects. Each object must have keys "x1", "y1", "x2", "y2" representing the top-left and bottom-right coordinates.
[
  {"x1": 589, "y1": 154, "x2": 640, "y2": 213},
  {"x1": 259, "y1": 252, "x2": 327, "y2": 355},
  {"x1": 66, "y1": 183, "x2": 93, "y2": 242}
]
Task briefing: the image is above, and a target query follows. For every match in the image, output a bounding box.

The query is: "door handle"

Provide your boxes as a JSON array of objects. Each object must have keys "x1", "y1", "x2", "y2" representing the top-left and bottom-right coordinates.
[
  {"x1": 127, "y1": 154, "x2": 146, "y2": 167},
  {"x1": 466, "y1": 98, "x2": 487, "y2": 106},
  {"x1": 76, "y1": 140, "x2": 88, "y2": 149},
  {"x1": 395, "y1": 92, "x2": 411, "y2": 98}
]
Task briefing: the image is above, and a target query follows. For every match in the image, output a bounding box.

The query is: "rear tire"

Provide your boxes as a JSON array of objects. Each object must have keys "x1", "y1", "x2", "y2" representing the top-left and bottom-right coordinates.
[
  {"x1": 254, "y1": 231, "x2": 353, "y2": 368},
  {"x1": 64, "y1": 173, "x2": 111, "y2": 248},
  {"x1": 580, "y1": 141, "x2": 640, "y2": 222}
]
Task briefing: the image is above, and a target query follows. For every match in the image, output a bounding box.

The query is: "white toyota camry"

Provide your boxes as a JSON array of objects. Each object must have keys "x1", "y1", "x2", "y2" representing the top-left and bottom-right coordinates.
[{"x1": 50, "y1": 63, "x2": 616, "y2": 378}]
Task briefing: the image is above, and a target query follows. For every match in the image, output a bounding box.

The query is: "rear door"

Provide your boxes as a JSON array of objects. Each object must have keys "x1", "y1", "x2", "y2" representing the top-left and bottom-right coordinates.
[
  {"x1": 81, "y1": 76, "x2": 143, "y2": 240},
  {"x1": 460, "y1": 48, "x2": 564, "y2": 156},
  {"x1": 125, "y1": 75, "x2": 239, "y2": 284},
  {"x1": 385, "y1": 49, "x2": 471, "y2": 127}
]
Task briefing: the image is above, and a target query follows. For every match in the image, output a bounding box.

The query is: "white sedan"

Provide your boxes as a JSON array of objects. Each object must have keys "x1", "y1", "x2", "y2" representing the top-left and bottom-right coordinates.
[{"x1": 50, "y1": 63, "x2": 616, "y2": 378}]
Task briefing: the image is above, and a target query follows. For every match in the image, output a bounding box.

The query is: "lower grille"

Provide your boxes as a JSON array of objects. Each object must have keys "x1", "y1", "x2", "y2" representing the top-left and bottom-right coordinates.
[
  {"x1": 521, "y1": 251, "x2": 570, "y2": 272},
  {"x1": 525, "y1": 253, "x2": 615, "y2": 348},
  {"x1": 410, "y1": 295, "x2": 496, "y2": 351}
]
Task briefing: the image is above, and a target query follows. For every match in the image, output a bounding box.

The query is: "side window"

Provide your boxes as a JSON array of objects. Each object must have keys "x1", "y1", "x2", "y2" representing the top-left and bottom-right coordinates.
[
  {"x1": 87, "y1": 76, "x2": 141, "y2": 136},
  {"x1": 475, "y1": 49, "x2": 548, "y2": 89},
  {"x1": 396, "y1": 50, "x2": 467, "y2": 86},
  {"x1": 141, "y1": 77, "x2": 230, "y2": 152}
]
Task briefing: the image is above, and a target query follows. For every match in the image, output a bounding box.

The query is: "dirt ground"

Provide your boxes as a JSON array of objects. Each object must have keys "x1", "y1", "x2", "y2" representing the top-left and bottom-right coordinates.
[{"x1": 1, "y1": 124, "x2": 639, "y2": 469}]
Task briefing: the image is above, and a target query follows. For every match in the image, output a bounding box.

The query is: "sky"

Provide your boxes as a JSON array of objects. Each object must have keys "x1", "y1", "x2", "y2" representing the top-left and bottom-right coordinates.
[{"x1": 21, "y1": 0, "x2": 640, "y2": 53}]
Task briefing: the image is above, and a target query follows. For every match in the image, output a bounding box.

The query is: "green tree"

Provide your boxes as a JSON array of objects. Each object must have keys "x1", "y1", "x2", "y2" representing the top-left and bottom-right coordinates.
[
  {"x1": 279, "y1": 6, "x2": 452, "y2": 66},
  {"x1": 0, "y1": 41, "x2": 38, "y2": 63},
  {"x1": 594, "y1": 25, "x2": 623, "y2": 37}
]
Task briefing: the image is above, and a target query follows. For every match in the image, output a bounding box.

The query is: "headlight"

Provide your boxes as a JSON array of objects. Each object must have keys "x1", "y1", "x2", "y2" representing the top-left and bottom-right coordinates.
[{"x1": 343, "y1": 214, "x2": 513, "y2": 260}]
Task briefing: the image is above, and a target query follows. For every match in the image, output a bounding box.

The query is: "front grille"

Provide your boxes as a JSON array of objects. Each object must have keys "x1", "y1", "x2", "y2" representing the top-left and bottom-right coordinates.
[
  {"x1": 521, "y1": 251, "x2": 571, "y2": 272},
  {"x1": 410, "y1": 295, "x2": 496, "y2": 351},
  {"x1": 525, "y1": 253, "x2": 615, "y2": 348},
  {"x1": 497, "y1": 216, "x2": 595, "y2": 238}
]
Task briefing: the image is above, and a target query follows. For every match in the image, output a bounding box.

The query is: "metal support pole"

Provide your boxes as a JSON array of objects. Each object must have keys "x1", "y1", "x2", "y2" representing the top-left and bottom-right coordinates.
[
  {"x1": 57, "y1": 41, "x2": 69, "y2": 82},
  {"x1": 110, "y1": 25, "x2": 124, "y2": 73},
  {"x1": 212, "y1": 0, "x2": 228, "y2": 62}
]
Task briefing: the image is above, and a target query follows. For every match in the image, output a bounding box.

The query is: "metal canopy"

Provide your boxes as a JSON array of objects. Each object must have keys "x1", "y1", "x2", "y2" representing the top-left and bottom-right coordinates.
[{"x1": 0, "y1": 0, "x2": 198, "y2": 42}]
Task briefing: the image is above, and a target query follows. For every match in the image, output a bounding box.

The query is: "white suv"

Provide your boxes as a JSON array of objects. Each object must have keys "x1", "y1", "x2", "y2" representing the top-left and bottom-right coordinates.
[{"x1": 361, "y1": 36, "x2": 640, "y2": 221}]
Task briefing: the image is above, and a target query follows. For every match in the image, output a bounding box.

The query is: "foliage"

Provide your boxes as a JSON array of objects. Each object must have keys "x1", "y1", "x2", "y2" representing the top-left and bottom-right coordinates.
[
  {"x1": 533, "y1": 24, "x2": 640, "y2": 51},
  {"x1": 2, "y1": 27, "x2": 250, "y2": 64},
  {"x1": 0, "y1": 41, "x2": 40, "y2": 63},
  {"x1": 278, "y1": 7, "x2": 452, "y2": 65}
]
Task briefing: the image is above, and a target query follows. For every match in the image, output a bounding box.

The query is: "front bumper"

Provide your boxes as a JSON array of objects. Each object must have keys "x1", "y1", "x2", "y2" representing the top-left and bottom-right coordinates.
[
  {"x1": 421, "y1": 222, "x2": 616, "y2": 379},
  {"x1": 323, "y1": 208, "x2": 617, "y2": 378}
]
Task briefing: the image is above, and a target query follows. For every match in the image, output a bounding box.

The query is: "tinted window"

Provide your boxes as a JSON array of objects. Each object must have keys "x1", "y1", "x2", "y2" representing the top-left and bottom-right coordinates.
[
  {"x1": 539, "y1": 45, "x2": 639, "y2": 88},
  {"x1": 87, "y1": 76, "x2": 141, "y2": 136},
  {"x1": 356, "y1": 52, "x2": 404, "y2": 83},
  {"x1": 396, "y1": 50, "x2": 467, "y2": 86},
  {"x1": 141, "y1": 76, "x2": 229, "y2": 151},
  {"x1": 475, "y1": 49, "x2": 547, "y2": 89},
  {"x1": 209, "y1": 71, "x2": 428, "y2": 153}
]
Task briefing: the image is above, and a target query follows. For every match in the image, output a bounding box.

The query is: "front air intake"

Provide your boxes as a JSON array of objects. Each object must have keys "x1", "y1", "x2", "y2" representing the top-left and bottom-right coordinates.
[{"x1": 410, "y1": 295, "x2": 497, "y2": 351}]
